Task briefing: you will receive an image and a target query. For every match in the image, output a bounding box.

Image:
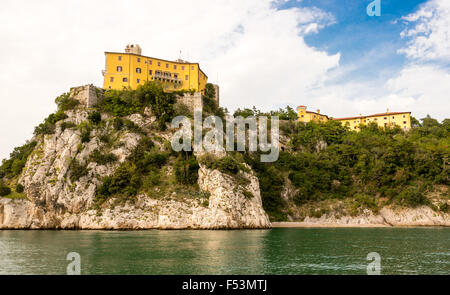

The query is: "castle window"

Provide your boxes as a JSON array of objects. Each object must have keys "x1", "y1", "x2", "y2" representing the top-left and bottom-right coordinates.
[
  {"x1": 392, "y1": 116, "x2": 395, "y2": 119},
  {"x1": 118, "y1": 56, "x2": 122, "y2": 61},
  {"x1": 191, "y1": 66, "x2": 194, "y2": 70},
  {"x1": 403, "y1": 121, "x2": 407, "y2": 124},
  {"x1": 123, "y1": 77, "x2": 127, "y2": 82},
  {"x1": 185, "y1": 75, "x2": 188, "y2": 80},
  {"x1": 301, "y1": 115, "x2": 304, "y2": 118},
  {"x1": 149, "y1": 60, "x2": 152, "y2": 65},
  {"x1": 117, "y1": 66, "x2": 122, "y2": 72},
  {"x1": 384, "y1": 117, "x2": 387, "y2": 120},
  {"x1": 174, "y1": 65, "x2": 177, "y2": 70},
  {"x1": 182, "y1": 66, "x2": 185, "y2": 70},
  {"x1": 403, "y1": 115, "x2": 406, "y2": 118},
  {"x1": 174, "y1": 74, "x2": 178, "y2": 78},
  {"x1": 137, "y1": 58, "x2": 141, "y2": 62},
  {"x1": 110, "y1": 77, "x2": 114, "y2": 82},
  {"x1": 158, "y1": 62, "x2": 161, "y2": 66},
  {"x1": 137, "y1": 79, "x2": 140, "y2": 83},
  {"x1": 136, "y1": 68, "x2": 141, "y2": 73},
  {"x1": 149, "y1": 70, "x2": 152, "y2": 75}
]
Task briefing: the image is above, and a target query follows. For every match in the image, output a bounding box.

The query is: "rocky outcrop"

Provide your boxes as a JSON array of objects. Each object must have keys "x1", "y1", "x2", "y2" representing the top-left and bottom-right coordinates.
[
  {"x1": 279, "y1": 206, "x2": 450, "y2": 227},
  {"x1": 0, "y1": 107, "x2": 270, "y2": 229},
  {"x1": 0, "y1": 104, "x2": 447, "y2": 229},
  {"x1": 279, "y1": 178, "x2": 450, "y2": 227},
  {"x1": 0, "y1": 166, "x2": 271, "y2": 229}
]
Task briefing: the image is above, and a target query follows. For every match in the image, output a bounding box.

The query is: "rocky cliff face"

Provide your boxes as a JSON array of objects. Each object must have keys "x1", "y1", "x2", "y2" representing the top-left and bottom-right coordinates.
[
  {"x1": 0, "y1": 93, "x2": 448, "y2": 229},
  {"x1": 280, "y1": 179, "x2": 450, "y2": 226},
  {"x1": 0, "y1": 107, "x2": 271, "y2": 229},
  {"x1": 298, "y1": 206, "x2": 450, "y2": 226}
]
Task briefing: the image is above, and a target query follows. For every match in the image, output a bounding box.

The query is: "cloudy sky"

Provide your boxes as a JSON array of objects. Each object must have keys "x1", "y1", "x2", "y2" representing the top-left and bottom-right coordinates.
[{"x1": 0, "y1": 0, "x2": 449, "y2": 160}]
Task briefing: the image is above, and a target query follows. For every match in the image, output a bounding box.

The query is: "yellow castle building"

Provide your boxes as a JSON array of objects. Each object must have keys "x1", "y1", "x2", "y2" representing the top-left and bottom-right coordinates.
[
  {"x1": 333, "y1": 110, "x2": 411, "y2": 131},
  {"x1": 297, "y1": 106, "x2": 411, "y2": 131},
  {"x1": 103, "y1": 44, "x2": 208, "y2": 93},
  {"x1": 297, "y1": 105, "x2": 329, "y2": 123}
]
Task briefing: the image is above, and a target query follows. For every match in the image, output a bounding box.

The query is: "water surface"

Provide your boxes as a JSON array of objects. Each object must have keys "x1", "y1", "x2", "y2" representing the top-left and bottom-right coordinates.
[{"x1": 0, "y1": 228, "x2": 449, "y2": 274}]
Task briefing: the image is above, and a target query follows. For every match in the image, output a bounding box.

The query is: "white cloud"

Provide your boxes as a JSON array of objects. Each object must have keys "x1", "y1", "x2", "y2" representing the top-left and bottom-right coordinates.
[
  {"x1": 398, "y1": 0, "x2": 450, "y2": 61},
  {"x1": 304, "y1": 0, "x2": 450, "y2": 122},
  {"x1": 1, "y1": 0, "x2": 448, "y2": 161},
  {"x1": 385, "y1": 65, "x2": 450, "y2": 119},
  {"x1": 0, "y1": 0, "x2": 339, "y2": 160},
  {"x1": 305, "y1": 64, "x2": 450, "y2": 121}
]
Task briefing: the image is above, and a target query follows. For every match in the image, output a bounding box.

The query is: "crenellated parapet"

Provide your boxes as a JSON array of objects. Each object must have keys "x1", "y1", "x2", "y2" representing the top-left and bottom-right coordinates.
[{"x1": 69, "y1": 84, "x2": 102, "y2": 108}]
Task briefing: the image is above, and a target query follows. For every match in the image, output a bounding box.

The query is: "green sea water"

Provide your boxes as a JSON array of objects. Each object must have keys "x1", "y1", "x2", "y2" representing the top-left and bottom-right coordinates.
[{"x1": 0, "y1": 228, "x2": 449, "y2": 274}]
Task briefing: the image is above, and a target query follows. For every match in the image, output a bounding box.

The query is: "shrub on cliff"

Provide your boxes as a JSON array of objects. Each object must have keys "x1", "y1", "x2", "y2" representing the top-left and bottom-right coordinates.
[
  {"x1": 97, "y1": 163, "x2": 140, "y2": 198},
  {"x1": 127, "y1": 137, "x2": 155, "y2": 163},
  {"x1": 95, "y1": 137, "x2": 170, "y2": 203},
  {"x1": 77, "y1": 121, "x2": 93, "y2": 143},
  {"x1": 69, "y1": 159, "x2": 89, "y2": 182},
  {"x1": 89, "y1": 149, "x2": 118, "y2": 166},
  {"x1": 198, "y1": 154, "x2": 240, "y2": 175},
  {"x1": 15, "y1": 183, "x2": 24, "y2": 193},
  {"x1": 0, "y1": 181, "x2": 11, "y2": 196},
  {"x1": 88, "y1": 111, "x2": 102, "y2": 125},
  {"x1": 396, "y1": 187, "x2": 429, "y2": 208},
  {"x1": 0, "y1": 141, "x2": 37, "y2": 179},
  {"x1": 55, "y1": 92, "x2": 79, "y2": 111},
  {"x1": 175, "y1": 154, "x2": 199, "y2": 185},
  {"x1": 34, "y1": 110, "x2": 68, "y2": 136},
  {"x1": 98, "y1": 81, "x2": 176, "y2": 130},
  {"x1": 60, "y1": 121, "x2": 76, "y2": 132}
]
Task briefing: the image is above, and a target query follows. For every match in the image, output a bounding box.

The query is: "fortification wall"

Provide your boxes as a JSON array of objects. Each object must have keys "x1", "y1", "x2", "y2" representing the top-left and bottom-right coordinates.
[
  {"x1": 177, "y1": 92, "x2": 204, "y2": 112},
  {"x1": 70, "y1": 84, "x2": 100, "y2": 107},
  {"x1": 212, "y1": 84, "x2": 220, "y2": 106}
]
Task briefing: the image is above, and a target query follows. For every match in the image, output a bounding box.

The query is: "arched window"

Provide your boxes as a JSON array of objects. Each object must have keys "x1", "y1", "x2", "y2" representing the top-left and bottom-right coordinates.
[{"x1": 117, "y1": 66, "x2": 122, "y2": 72}]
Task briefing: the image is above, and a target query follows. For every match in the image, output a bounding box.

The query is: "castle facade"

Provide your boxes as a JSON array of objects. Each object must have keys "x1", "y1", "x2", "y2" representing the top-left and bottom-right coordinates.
[{"x1": 103, "y1": 44, "x2": 208, "y2": 94}]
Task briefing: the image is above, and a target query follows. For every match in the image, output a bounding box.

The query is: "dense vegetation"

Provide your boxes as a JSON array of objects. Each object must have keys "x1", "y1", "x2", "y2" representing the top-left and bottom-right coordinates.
[
  {"x1": 1, "y1": 81, "x2": 448, "y2": 225},
  {"x1": 97, "y1": 82, "x2": 177, "y2": 130},
  {"x1": 0, "y1": 141, "x2": 37, "y2": 179},
  {"x1": 34, "y1": 93, "x2": 79, "y2": 136},
  {"x1": 244, "y1": 116, "x2": 449, "y2": 220},
  {"x1": 234, "y1": 105, "x2": 297, "y2": 120}
]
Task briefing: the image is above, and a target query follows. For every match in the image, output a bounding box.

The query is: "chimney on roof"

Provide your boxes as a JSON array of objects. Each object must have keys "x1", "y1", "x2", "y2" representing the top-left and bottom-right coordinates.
[
  {"x1": 316, "y1": 109, "x2": 320, "y2": 114},
  {"x1": 125, "y1": 44, "x2": 142, "y2": 55},
  {"x1": 386, "y1": 108, "x2": 389, "y2": 113}
]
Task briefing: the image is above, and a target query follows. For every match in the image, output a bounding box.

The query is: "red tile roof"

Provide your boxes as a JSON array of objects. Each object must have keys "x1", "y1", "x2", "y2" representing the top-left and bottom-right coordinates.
[{"x1": 332, "y1": 112, "x2": 411, "y2": 121}]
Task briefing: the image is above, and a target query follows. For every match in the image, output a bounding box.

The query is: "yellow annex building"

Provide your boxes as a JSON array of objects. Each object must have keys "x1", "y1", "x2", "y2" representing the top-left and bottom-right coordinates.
[
  {"x1": 333, "y1": 110, "x2": 412, "y2": 131},
  {"x1": 297, "y1": 105, "x2": 411, "y2": 131},
  {"x1": 103, "y1": 44, "x2": 208, "y2": 93},
  {"x1": 297, "y1": 106, "x2": 329, "y2": 123}
]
